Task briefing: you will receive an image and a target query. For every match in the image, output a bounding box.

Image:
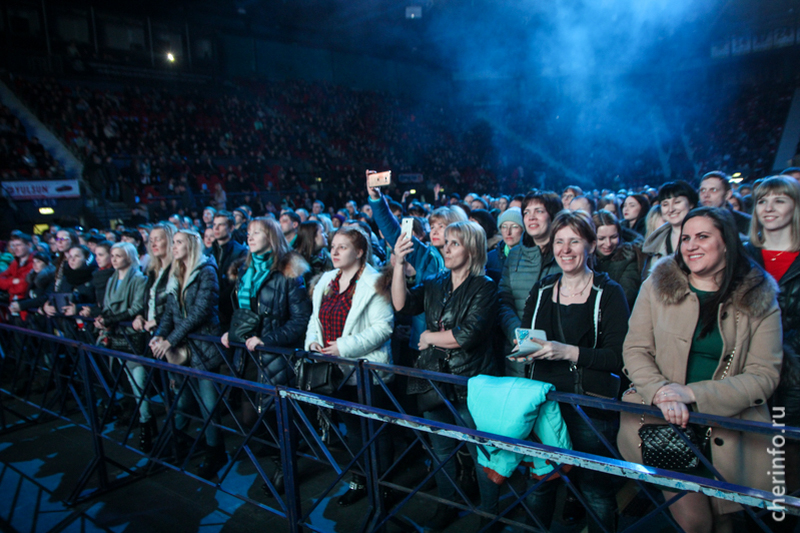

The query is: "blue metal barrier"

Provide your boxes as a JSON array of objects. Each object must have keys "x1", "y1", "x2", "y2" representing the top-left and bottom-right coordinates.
[{"x1": 1, "y1": 319, "x2": 798, "y2": 533}]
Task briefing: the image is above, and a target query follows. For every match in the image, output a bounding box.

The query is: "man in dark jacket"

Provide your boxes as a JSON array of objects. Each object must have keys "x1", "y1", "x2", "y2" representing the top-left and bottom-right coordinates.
[
  {"x1": 698, "y1": 171, "x2": 751, "y2": 235},
  {"x1": 211, "y1": 211, "x2": 247, "y2": 329}
]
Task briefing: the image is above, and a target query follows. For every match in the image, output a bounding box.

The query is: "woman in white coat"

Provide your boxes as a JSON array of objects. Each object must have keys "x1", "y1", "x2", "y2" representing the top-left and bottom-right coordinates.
[{"x1": 304, "y1": 226, "x2": 394, "y2": 507}]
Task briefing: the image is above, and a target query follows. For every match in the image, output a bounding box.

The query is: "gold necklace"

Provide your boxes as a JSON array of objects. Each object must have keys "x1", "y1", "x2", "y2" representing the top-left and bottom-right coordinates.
[
  {"x1": 559, "y1": 274, "x2": 593, "y2": 298},
  {"x1": 770, "y1": 250, "x2": 787, "y2": 262}
]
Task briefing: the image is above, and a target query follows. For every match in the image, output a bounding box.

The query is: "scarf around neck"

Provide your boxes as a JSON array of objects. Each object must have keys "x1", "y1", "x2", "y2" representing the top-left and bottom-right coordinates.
[{"x1": 238, "y1": 252, "x2": 273, "y2": 310}]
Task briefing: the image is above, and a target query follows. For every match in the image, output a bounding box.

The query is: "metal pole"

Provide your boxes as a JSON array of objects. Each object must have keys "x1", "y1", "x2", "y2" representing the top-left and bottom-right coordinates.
[
  {"x1": 90, "y1": 6, "x2": 98, "y2": 55},
  {"x1": 41, "y1": 0, "x2": 52, "y2": 61},
  {"x1": 147, "y1": 17, "x2": 154, "y2": 67},
  {"x1": 185, "y1": 22, "x2": 192, "y2": 69}
]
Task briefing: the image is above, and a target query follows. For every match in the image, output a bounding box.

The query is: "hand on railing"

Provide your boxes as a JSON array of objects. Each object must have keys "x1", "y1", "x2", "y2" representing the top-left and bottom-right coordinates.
[{"x1": 149, "y1": 336, "x2": 171, "y2": 359}]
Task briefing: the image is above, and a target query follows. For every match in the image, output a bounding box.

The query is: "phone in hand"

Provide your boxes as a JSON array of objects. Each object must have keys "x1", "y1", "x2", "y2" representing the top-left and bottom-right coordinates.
[
  {"x1": 367, "y1": 170, "x2": 391, "y2": 188},
  {"x1": 401, "y1": 217, "x2": 414, "y2": 240}
]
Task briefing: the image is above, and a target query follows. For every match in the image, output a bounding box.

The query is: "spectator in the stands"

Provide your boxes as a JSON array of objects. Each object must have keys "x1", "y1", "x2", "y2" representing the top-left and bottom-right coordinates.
[
  {"x1": 14, "y1": 250, "x2": 54, "y2": 318},
  {"x1": 641, "y1": 180, "x2": 698, "y2": 275},
  {"x1": 203, "y1": 227, "x2": 215, "y2": 252},
  {"x1": 0, "y1": 233, "x2": 34, "y2": 308},
  {"x1": 304, "y1": 226, "x2": 394, "y2": 507},
  {"x1": 561, "y1": 185, "x2": 583, "y2": 209},
  {"x1": 486, "y1": 207, "x2": 523, "y2": 281},
  {"x1": 211, "y1": 211, "x2": 247, "y2": 329},
  {"x1": 231, "y1": 207, "x2": 249, "y2": 244},
  {"x1": 312, "y1": 200, "x2": 325, "y2": 216},
  {"x1": 592, "y1": 210, "x2": 642, "y2": 308},
  {"x1": 151, "y1": 229, "x2": 225, "y2": 480},
  {"x1": 782, "y1": 167, "x2": 800, "y2": 182},
  {"x1": 392, "y1": 220, "x2": 498, "y2": 526},
  {"x1": 498, "y1": 191, "x2": 562, "y2": 370},
  {"x1": 698, "y1": 171, "x2": 752, "y2": 235},
  {"x1": 294, "y1": 220, "x2": 333, "y2": 287},
  {"x1": 279, "y1": 211, "x2": 301, "y2": 247},
  {"x1": 621, "y1": 194, "x2": 650, "y2": 236},
  {"x1": 122, "y1": 229, "x2": 150, "y2": 272},
  {"x1": 202, "y1": 207, "x2": 217, "y2": 230},
  {"x1": 569, "y1": 195, "x2": 596, "y2": 215}
]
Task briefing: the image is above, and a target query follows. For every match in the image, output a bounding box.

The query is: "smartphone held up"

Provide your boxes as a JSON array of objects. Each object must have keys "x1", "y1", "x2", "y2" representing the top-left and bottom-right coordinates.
[{"x1": 367, "y1": 170, "x2": 391, "y2": 188}]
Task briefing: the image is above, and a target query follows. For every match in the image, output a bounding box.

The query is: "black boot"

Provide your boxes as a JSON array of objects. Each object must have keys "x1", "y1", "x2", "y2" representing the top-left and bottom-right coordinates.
[
  {"x1": 139, "y1": 418, "x2": 158, "y2": 454},
  {"x1": 261, "y1": 459, "x2": 285, "y2": 496},
  {"x1": 424, "y1": 503, "x2": 459, "y2": 531},
  {"x1": 197, "y1": 444, "x2": 227, "y2": 480},
  {"x1": 337, "y1": 473, "x2": 367, "y2": 507}
]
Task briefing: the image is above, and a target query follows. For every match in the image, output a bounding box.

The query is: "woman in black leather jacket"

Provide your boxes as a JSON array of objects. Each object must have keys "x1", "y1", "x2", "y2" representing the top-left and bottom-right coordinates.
[
  {"x1": 392, "y1": 220, "x2": 498, "y2": 530},
  {"x1": 151, "y1": 229, "x2": 223, "y2": 480}
]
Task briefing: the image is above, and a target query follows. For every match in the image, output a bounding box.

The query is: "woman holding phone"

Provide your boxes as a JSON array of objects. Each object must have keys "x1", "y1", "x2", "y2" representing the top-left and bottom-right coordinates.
[
  {"x1": 392, "y1": 220, "x2": 498, "y2": 529},
  {"x1": 513, "y1": 211, "x2": 629, "y2": 533}
]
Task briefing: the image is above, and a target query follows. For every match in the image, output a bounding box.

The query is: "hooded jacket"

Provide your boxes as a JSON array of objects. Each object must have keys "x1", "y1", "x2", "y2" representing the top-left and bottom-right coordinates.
[
  {"x1": 18, "y1": 264, "x2": 55, "y2": 312},
  {"x1": 0, "y1": 256, "x2": 33, "y2": 302},
  {"x1": 618, "y1": 256, "x2": 782, "y2": 514},
  {"x1": 467, "y1": 375, "x2": 571, "y2": 483},
  {"x1": 305, "y1": 263, "x2": 394, "y2": 385},
  {"x1": 156, "y1": 254, "x2": 222, "y2": 370},
  {"x1": 497, "y1": 243, "x2": 561, "y2": 346},
  {"x1": 594, "y1": 242, "x2": 642, "y2": 309},
  {"x1": 230, "y1": 252, "x2": 312, "y2": 396}
]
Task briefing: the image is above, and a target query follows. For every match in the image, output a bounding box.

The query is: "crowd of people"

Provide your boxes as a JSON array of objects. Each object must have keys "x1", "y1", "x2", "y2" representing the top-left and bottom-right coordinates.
[
  {"x1": 0, "y1": 104, "x2": 64, "y2": 181},
  {"x1": 1, "y1": 165, "x2": 798, "y2": 532},
  {"x1": 5, "y1": 75, "x2": 796, "y2": 216}
]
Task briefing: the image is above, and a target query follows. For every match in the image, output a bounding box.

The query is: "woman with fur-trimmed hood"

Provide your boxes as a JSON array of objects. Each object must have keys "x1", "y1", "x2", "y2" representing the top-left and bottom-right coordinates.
[
  {"x1": 221, "y1": 217, "x2": 312, "y2": 413},
  {"x1": 619, "y1": 207, "x2": 783, "y2": 529},
  {"x1": 151, "y1": 229, "x2": 224, "y2": 480}
]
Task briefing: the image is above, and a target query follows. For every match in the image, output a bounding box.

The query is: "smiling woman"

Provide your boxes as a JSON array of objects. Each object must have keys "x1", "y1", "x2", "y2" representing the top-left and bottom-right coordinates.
[
  {"x1": 620, "y1": 206, "x2": 783, "y2": 530},
  {"x1": 641, "y1": 180, "x2": 699, "y2": 276}
]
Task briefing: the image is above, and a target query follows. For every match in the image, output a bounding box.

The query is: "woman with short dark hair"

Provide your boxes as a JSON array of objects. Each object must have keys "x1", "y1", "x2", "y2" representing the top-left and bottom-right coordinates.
[
  {"x1": 513, "y1": 211, "x2": 629, "y2": 532},
  {"x1": 641, "y1": 180, "x2": 698, "y2": 275}
]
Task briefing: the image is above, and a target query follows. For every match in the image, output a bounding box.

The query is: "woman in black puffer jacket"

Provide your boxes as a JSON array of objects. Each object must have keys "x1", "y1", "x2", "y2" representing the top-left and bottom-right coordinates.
[
  {"x1": 150, "y1": 229, "x2": 223, "y2": 480},
  {"x1": 133, "y1": 224, "x2": 174, "y2": 335},
  {"x1": 392, "y1": 220, "x2": 498, "y2": 527},
  {"x1": 222, "y1": 217, "x2": 311, "y2": 420},
  {"x1": 592, "y1": 210, "x2": 642, "y2": 309}
]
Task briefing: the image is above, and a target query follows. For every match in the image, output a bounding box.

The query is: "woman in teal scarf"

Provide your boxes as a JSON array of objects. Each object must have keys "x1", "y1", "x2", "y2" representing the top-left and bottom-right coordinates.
[{"x1": 221, "y1": 217, "x2": 312, "y2": 490}]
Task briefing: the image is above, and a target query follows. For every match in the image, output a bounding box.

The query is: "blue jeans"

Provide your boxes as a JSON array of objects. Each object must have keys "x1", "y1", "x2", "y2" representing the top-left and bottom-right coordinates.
[
  {"x1": 171, "y1": 372, "x2": 222, "y2": 448},
  {"x1": 525, "y1": 408, "x2": 620, "y2": 532},
  {"x1": 424, "y1": 402, "x2": 500, "y2": 513},
  {"x1": 126, "y1": 365, "x2": 152, "y2": 423}
]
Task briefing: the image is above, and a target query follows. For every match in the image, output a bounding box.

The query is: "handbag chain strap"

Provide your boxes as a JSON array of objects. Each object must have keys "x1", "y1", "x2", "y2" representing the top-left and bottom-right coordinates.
[{"x1": 639, "y1": 311, "x2": 740, "y2": 436}]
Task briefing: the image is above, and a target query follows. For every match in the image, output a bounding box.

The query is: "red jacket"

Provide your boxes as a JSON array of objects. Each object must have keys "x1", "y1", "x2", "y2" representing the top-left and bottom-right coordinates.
[{"x1": 0, "y1": 257, "x2": 34, "y2": 301}]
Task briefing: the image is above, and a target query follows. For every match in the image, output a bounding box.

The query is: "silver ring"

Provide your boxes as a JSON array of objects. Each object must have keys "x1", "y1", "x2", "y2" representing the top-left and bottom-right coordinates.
[{"x1": 668, "y1": 408, "x2": 674, "y2": 411}]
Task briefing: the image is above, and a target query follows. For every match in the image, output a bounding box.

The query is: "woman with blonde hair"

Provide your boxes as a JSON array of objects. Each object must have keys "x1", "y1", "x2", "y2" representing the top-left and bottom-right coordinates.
[
  {"x1": 94, "y1": 242, "x2": 149, "y2": 446},
  {"x1": 150, "y1": 230, "x2": 224, "y2": 480},
  {"x1": 393, "y1": 220, "x2": 498, "y2": 528},
  {"x1": 131, "y1": 223, "x2": 175, "y2": 451}
]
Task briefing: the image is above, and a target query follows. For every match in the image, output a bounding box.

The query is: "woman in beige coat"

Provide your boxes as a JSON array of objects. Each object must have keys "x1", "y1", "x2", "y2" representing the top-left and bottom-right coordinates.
[{"x1": 619, "y1": 207, "x2": 783, "y2": 532}]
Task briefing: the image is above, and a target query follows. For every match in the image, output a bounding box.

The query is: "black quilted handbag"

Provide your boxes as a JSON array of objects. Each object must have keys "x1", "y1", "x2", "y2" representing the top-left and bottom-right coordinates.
[
  {"x1": 229, "y1": 308, "x2": 260, "y2": 344},
  {"x1": 638, "y1": 424, "x2": 710, "y2": 470}
]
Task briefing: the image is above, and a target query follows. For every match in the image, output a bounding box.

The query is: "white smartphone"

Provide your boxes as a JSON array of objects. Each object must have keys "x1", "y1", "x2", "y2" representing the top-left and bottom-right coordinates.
[
  {"x1": 401, "y1": 217, "x2": 414, "y2": 240},
  {"x1": 508, "y1": 328, "x2": 548, "y2": 358}
]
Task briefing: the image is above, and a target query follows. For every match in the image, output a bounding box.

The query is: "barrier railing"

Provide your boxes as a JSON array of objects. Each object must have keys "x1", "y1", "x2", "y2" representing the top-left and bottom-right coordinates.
[{"x1": 1, "y1": 318, "x2": 798, "y2": 533}]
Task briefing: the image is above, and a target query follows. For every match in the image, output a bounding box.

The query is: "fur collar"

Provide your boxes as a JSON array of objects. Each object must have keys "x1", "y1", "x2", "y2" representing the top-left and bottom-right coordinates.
[
  {"x1": 649, "y1": 256, "x2": 778, "y2": 318},
  {"x1": 227, "y1": 251, "x2": 310, "y2": 283}
]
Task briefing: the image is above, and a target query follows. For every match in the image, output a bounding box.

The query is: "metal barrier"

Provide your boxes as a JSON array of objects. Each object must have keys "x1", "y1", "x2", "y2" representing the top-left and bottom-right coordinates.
[{"x1": 1, "y1": 319, "x2": 798, "y2": 533}]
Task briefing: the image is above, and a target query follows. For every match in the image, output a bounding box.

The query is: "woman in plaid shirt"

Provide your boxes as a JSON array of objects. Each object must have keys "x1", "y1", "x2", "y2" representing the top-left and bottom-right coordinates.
[{"x1": 304, "y1": 226, "x2": 394, "y2": 506}]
